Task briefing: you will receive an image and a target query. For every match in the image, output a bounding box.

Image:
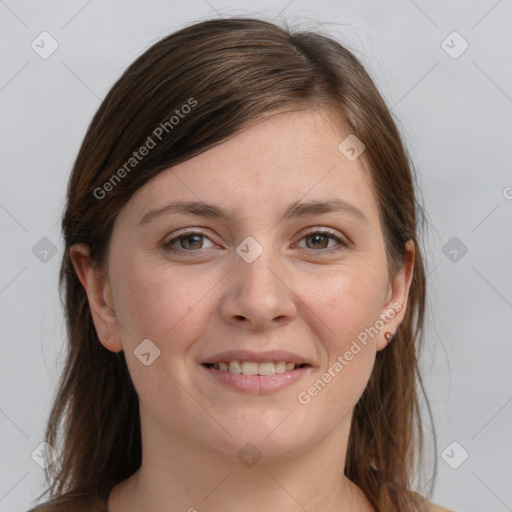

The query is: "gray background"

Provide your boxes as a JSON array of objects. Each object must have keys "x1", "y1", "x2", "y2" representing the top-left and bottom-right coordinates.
[{"x1": 1, "y1": 1, "x2": 511, "y2": 511}]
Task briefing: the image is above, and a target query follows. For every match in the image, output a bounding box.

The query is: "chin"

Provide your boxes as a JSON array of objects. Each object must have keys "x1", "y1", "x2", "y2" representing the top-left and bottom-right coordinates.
[{"x1": 200, "y1": 410, "x2": 318, "y2": 463}]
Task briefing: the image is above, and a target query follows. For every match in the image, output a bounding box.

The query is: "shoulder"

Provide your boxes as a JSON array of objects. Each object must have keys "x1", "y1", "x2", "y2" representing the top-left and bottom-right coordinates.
[
  {"x1": 409, "y1": 492, "x2": 455, "y2": 512},
  {"x1": 421, "y1": 497, "x2": 456, "y2": 512},
  {"x1": 27, "y1": 493, "x2": 107, "y2": 512}
]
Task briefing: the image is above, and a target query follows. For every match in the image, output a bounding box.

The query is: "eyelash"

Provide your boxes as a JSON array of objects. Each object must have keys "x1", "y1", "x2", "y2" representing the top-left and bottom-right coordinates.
[{"x1": 163, "y1": 229, "x2": 347, "y2": 256}]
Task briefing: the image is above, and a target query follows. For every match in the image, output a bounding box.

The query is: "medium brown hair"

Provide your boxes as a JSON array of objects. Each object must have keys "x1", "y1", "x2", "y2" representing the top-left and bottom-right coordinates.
[{"x1": 30, "y1": 16, "x2": 435, "y2": 511}]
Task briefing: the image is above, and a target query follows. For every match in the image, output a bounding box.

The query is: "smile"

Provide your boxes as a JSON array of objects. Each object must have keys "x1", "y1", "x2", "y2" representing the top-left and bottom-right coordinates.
[{"x1": 203, "y1": 360, "x2": 308, "y2": 376}]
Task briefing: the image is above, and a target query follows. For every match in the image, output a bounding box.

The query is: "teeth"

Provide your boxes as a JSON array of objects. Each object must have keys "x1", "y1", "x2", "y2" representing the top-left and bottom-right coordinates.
[
  {"x1": 210, "y1": 360, "x2": 301, "y2": 375},
  {"x1": 229, "y1": 361, "x2": 242, "y2": 373},
  {"x1": 241, "y1": 361, "x2": 258, "y2": 375},
  {"x1": 257, "y1": 362, "x2": 275, "y2": 376},
  {"x1": 275, "y1": 361, "x2": 286, "y2": 374}
]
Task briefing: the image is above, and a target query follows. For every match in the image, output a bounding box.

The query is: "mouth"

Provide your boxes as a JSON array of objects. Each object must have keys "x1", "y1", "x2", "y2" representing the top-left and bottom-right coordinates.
[
  {"x1": 199, "y1": 351, "x2": 313, "y2": 394},
  {"x1": 202, "y1": 361, "x2": 310, "y2": 375}
]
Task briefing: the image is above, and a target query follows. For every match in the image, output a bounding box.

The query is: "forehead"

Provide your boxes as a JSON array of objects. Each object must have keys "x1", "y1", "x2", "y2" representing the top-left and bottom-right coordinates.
[{"x1": 118, "y1": 109, "x2": 380, "y2": 227}]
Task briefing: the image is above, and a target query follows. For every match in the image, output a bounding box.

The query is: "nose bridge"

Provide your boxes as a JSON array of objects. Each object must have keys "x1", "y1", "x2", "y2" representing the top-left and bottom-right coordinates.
[
  {"x1": 237, "y1": 242, "x2": 286, "y2": 307},
  {"x1": 220, "y1": 235, "x2": 296, "y2": 329}
]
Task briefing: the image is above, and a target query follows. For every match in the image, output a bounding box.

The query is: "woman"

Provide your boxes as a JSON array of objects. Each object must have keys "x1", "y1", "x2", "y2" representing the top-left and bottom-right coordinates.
[{"x1": 29, "y1": 17, "x2": 453, "y2": 512}]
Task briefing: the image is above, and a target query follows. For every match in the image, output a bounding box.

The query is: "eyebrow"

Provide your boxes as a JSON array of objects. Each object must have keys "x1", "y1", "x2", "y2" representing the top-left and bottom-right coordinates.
[{"x1": 139, "y1": 198, "x2": 368, "y2": 225}]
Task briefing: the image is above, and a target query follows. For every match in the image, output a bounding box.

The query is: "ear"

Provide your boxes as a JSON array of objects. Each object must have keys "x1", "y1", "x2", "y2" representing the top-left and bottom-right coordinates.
[
  {"x1": 376, "y1": 240, "x2": 415, "y2": 351},
  {"x1": 69, "y1": 243, "x2": 123, "y2": 353}
]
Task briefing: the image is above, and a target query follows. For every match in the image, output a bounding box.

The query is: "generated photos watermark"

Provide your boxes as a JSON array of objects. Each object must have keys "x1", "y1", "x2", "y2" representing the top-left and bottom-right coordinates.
[
  {"x1": 297, "y1": 301, "x2": 402, "y2": 405},
  {"x1": 93, "y1": 97, "x2": 198, "y2": 200}
]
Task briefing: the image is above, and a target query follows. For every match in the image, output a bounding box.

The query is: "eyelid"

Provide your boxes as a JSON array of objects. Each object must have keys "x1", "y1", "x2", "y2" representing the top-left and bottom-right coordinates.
[
  {"x1": 163, "y1": 226, "x2": 348, "y2": 255},
  {"x1": 163, "y1": 228, "x2": 218, "y2": 251},
  {"x1": 296, "y1": 228, "x2": 348, "y2": 251}
]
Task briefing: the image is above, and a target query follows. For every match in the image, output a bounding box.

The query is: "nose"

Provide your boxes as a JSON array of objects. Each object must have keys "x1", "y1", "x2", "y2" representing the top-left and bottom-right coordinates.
[{"x1": 219, "y1": 252, "x2": 297, "y2": 331}]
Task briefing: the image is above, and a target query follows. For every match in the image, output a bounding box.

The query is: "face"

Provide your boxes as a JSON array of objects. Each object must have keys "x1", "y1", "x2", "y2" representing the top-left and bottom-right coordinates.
[{"x1": 72, "y1": 109, "x2": 413, "y2": 463}]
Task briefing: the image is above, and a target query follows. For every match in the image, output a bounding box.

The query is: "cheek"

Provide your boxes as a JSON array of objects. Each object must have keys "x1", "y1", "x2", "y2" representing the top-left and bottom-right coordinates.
[
  {"x1": 109, "y1": 259, "x2": 220, "y2": 415},
  {"x1": 109, "y1": 257, "x2": 219, "y2": 352},
  {"x1": 308, "y1": 265, "x2": 388, "y2": 351},
  {"x1": 296, "y1": 264, "x2": 387, "y2": 394},
  {"x1": 295, "y1": 265, "x2": 387, "y2": 405}
]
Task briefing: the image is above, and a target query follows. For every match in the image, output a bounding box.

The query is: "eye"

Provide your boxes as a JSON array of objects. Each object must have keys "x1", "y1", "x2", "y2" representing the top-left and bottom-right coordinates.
[
  {"x1": 296, "y1": 230, "x2": 347, "y2": 252},
  {"x1": 163, "y1": 231, "x2": 216, "y2": 253},
  {"x1": 163, "y1": 229, "x2": 347, "y2": 256}
]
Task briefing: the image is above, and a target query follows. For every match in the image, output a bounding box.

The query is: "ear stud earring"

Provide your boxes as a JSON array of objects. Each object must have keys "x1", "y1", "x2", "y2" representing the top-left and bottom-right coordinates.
[{"x1": 384, "y1": 331, "x2": 393, "y2": 342}]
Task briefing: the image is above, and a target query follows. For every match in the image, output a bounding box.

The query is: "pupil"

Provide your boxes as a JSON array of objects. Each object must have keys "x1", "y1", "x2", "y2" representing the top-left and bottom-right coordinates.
[
  {"x1": 308, "y1": 234, "x2": 328, "y2": 249},
  {"x1": 183, "y1": 234, "x2": 202, "y2": 249}
]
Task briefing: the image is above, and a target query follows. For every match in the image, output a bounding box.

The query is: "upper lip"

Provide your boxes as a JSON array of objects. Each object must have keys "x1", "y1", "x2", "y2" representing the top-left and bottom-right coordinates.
[{"x1": 200, "y1": 350, "x2": 312, "y2": 366}]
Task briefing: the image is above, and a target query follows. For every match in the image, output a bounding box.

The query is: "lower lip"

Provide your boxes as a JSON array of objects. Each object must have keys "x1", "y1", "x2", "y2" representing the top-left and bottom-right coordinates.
[{"x1": 201, "y1": 365, "x2": 311, "y2": 394}]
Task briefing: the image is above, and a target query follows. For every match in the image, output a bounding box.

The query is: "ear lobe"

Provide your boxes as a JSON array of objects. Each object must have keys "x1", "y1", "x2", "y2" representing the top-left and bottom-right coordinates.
[
  {"x1": 376, "y1": 240, "x2": 415, "y2": 351},
  {"x1": 69, "y1": 243, "x2": 123, "y2": 353}
]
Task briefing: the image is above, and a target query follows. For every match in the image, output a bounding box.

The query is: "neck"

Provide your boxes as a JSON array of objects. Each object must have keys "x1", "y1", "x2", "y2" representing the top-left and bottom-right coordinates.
[{"x1": 108, "y1": 408, "x2": 374, "y2": 512}]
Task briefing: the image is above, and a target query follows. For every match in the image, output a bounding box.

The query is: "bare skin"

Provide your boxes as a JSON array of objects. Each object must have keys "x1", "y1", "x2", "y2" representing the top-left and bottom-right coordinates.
[{"x1": 71, "y1": 109, "x2": 417, "y2": 512}]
